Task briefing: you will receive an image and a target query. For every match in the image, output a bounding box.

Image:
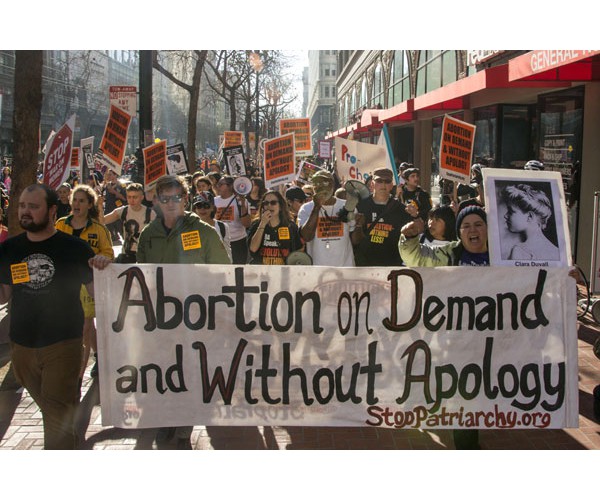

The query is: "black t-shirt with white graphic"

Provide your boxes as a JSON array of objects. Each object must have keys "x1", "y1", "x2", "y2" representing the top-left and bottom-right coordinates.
[{"x1": 0, "y1": 231, "x2": 95, "y2": 347}]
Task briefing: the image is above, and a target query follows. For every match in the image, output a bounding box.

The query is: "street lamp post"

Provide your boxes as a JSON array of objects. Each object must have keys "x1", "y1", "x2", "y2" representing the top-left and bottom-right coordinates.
[{"x1": 248, "y1": 51, "x2": 264, "y2": 155}]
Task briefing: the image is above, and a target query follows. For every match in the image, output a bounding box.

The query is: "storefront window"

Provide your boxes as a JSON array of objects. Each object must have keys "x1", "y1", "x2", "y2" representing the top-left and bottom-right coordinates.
[
  {"x1": 473, "y1": 106, "x2": 498, "y2": 165},
  {"x1": 416, "y1": 50, "x2": 457, "y2": 97},
  {"x1": 373, "y1": 63, "x2": 383, "y2": 106},
  {"x1": 391, "y1": 51, "x2": 410, "y2": 105}
]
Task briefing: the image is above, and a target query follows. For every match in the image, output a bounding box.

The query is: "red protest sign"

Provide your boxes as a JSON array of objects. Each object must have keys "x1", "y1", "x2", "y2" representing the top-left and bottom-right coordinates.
[
  {"x1": 264, "y1": 133, "x2": 295, "y2": 189},
  {"x1": 439, "y1": 115, "x2": 476, "y2": 184},
  {"x1": 99, "y1": 105, "x2": 131, "y2": 174},
  {"x1": 143, "y1": 140, "x2": 167, "y2": 190},
  {"x1": 43, "y1": 115, "x2": 75, "y2": 189}
]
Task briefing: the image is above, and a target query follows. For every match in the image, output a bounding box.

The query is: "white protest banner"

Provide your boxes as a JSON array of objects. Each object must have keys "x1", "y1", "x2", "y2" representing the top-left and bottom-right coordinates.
[
  {"x1": 439, "y1": 115, "x2": 476, "y2": 184},
  {"x1": 95, "y1": 265, "x2": 577, "y2": 430},
  {"x1": 334, "y1": 137, "x2": 387, "y2": 182},
  {"x1": 43, "y1": 114, "x2": 76, "y2": 189},
  {"x1": 110, "y1": 85, "x2": 137, "y2": 118}
]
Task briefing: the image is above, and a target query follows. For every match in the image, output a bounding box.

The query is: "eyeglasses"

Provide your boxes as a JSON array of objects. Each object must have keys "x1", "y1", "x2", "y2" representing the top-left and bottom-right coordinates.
[
  {"x1": 158, "y1": 194, "x2": 183, "y2": 204},
  {"x1": 263, "y1": 200, "x2": 279, "y2": 206},
  {"x1": 194, "y1": 202, "x2": 211, "y2": 210},
  {"x1": 374, "y1": 179, "x2": 392, "y2": 184}
]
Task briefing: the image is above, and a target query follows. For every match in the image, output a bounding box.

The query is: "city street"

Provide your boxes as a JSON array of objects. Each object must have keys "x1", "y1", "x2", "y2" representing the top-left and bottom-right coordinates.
[{"x1": 1, "y1": 301, "x2": 599, "y2": 451}]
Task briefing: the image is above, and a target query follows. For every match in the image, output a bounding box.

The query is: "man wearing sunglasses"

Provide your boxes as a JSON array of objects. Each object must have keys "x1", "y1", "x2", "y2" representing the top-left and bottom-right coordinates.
[
  {"x1": 133, "y1": 175, "x2": 231, "y2": 448},
  {"x1": 351, "y1": 168, "x2": 411, "y2": 266}
]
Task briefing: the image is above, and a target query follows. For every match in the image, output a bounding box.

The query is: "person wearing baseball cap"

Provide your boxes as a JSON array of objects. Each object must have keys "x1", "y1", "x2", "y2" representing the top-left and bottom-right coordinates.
[
  {"x1": 399, "y1": 166, "x2": 432, "y2": 221},
  {"x1": 352, "y1": 168, "x2": 411, "y2": 266}
]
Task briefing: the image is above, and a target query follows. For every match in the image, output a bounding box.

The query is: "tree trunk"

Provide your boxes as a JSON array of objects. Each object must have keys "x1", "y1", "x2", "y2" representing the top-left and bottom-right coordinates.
[
  {"x1": 9, "y1": 51, "x2": 43, "y2": 236},
  {"x1": 186, "y1": 53, "x2": 206, "y2": 170}
]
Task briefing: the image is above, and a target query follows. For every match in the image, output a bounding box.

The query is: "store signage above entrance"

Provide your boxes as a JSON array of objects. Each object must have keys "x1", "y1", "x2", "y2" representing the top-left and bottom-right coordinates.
[
  {"x1": 467, "y1": 50, "x2": 503, "y2": 66},
  {"x1": 509, "y1": 50, "x2": 600, "y2": 81}
]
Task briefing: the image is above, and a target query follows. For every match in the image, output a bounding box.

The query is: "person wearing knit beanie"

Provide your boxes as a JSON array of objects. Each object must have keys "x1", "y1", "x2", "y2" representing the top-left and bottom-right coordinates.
[{"x1": 455, "y1": 205, "x2": 487, "y2": 234}]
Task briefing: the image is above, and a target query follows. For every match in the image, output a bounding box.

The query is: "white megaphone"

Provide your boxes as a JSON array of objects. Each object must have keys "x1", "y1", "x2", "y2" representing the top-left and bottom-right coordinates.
[{"x1": 233, "y1": 176, "x2": 252, "y2": 196}]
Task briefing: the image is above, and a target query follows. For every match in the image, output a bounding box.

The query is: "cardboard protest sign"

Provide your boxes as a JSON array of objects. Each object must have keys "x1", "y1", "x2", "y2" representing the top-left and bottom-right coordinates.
[
  {"x1": 80, "y1": 136, "x2": 95, "y2": 184},
  {"x1": 439, "y1": 115, "x2": 476, "y2": 184},
  {"x1": 318, "y1": 140, "x2": 332, "y2": 159},
  {"x1": 263, "y1": 133, "x2": 295, "y2": 189},
  {"x1": 223, "y1": 145, "x2": 247, "y2": 176},
  {"x1": 70, "y1": 147, "x2": 80, "y2": 169},
  {"x1": 99, "y1": 105, "x2": 132, "y2": 175},
  {"x1": 223, "y1": 131, "x2": 244, "y2": 148},
  {"x1": 143, "y1": 140, "x2": 167, "y2": 191},
  {"x1": 43, "y1": 114, "x2": 75, "y2": 189},
  {"x1": 296, "y1": 160, "x2": 322, "y2": 185},
  {"x1": 334, "y1": 137, "x2": 387, "y2": 183},
  {"x1": 109, "y1": 85, "x2": 137, "y2": 118},
  {"x1": 483, "y1": 168, "x2": 572, "y2": 268},
  {"x1": 166, "y1": 143, "x2": 189, "y2": 175},
  {"x1": 95, "y1": 265, "x2": 577, "y2": 430},
  {"x1": 279, "y1": 118, "x2": 312, "y2": 156}
]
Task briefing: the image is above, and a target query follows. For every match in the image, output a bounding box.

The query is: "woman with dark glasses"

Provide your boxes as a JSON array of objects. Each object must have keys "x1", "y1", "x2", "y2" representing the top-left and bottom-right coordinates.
[
  {"x1": 192, "y1": 190, "x2": 232, "y2": 262},
  {"x1": 247, "y1": 190, "x2": 303, "y2": 265}
]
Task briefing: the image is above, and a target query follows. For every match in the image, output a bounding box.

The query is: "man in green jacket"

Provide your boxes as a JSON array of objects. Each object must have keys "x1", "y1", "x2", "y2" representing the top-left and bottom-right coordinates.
[
  {"x1": 139, "y1": 175, "x2": 230, "y2": 449},
  {"x1": 137, "y1": 175, "x2": 231, "y2": 265}
]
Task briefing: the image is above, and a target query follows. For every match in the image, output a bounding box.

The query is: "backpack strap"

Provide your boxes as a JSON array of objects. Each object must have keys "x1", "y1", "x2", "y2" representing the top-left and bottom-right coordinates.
[
  {"x1": 144, "y1": 206, "x2": 152, "y2": 224},
  {"x1": 120, "y1": 206, "x2": 128, "y2": 222},
  {"x1": 217, "y1": 220, "x2": 226, "y2": 239}
]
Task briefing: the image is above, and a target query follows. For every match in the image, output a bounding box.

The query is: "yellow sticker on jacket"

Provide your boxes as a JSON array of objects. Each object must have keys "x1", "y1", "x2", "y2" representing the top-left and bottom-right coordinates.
[
  {"x1": 278, "y1": 227, "x2": 290, "y2": 240},
  {"x1": 10, "y1": 263, "x2": 30, "y2": 284},
  {"x1": 181, "y1": 231, "x2": 201, "y2": 250}
]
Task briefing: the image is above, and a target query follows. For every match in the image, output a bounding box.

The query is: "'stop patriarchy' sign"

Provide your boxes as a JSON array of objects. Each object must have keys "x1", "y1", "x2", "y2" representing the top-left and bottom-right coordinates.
[{"x1": 94, "y1": 264, "x2": 578, "y2": 431}]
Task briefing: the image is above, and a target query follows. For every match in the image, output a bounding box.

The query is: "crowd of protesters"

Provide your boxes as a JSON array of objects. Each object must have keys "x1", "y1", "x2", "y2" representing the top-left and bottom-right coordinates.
[{"x1": 0, "y1": 148, "x2": 583, "y2": 450}]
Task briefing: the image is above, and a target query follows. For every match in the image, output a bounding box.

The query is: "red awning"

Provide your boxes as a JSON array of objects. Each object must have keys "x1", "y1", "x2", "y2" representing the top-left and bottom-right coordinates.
[
  {"x1": 508, "y1": 50, "x2": 600, "y2": 82},
  {"x1": 379, "y1": 99, "x2": 414, "y2": 122},
  {"x1": 359, "y1": 108, "x2": 381, "y2": 128},
  {"x1": 413, "y1": 63, "x2": 568, "y2": 112}
]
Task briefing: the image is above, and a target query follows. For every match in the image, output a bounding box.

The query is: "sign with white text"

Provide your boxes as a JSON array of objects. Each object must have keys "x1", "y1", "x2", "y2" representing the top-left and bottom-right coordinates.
[
  {"x1": 43, "y1": 114, "x2": 76, "y2": 189},
  {"x1": 95, "y1": 265, "x2": 577, "y2": 430}
]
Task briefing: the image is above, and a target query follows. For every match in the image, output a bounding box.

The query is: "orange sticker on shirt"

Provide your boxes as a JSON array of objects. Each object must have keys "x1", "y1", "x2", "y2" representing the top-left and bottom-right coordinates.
[
  {"x1": 181, "y1": 231, "x2": 201, "y2": 251},
  {"x1": 216, "y1": 206, "x2": 234, "y2": 222},
  {"x1": 278, "y1": 227, "x2": 290, "y2": 240},
  {"x1": 10, "y1": 263, "x2": 30, "y2": 284},
  {"x1": 317, "y1": 217, "x2": 344, "y2": 239}
]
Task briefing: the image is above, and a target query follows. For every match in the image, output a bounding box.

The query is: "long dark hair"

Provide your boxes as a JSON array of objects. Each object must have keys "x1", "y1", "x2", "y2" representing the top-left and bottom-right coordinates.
[{"x1": 259, "y1": 190, "x2": 291, "y2": 226}]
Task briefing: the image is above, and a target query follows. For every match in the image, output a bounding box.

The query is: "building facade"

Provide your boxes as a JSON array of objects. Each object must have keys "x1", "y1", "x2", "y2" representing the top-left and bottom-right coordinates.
[
  {"x1": 330, "y1": 49, "x2": 600, "y2": 276},
  {"x1": 307, "y1": 50, "x2": 337, "y2": 154},
  {"x1": 0, "y1": 50, "x2": 139, "y2": 158}
]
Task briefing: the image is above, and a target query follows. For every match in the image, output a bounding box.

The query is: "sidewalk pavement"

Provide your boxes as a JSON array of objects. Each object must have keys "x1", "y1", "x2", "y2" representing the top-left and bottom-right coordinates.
[{"x1": 1, "y1": 312, "x2": 599, "y2": 450}]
